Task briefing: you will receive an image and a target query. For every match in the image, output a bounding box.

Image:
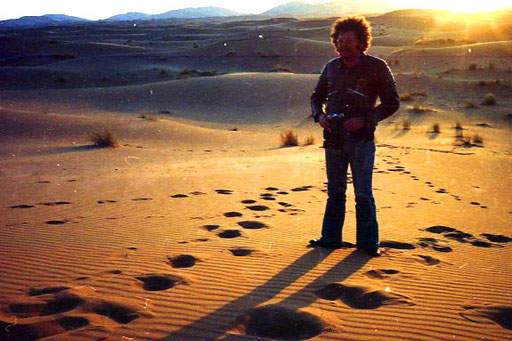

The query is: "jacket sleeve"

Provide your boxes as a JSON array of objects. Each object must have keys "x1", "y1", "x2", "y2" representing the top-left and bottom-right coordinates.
[
  {"x1": 310, "y1": 65, "x2": 328, "y2": 123},
  {"x1": 366, "y1": 60, "x2": 400, "y2": 128}
]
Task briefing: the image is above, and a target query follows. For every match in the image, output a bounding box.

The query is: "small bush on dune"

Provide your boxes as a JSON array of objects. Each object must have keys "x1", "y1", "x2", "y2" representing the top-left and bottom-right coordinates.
[
  {"x1": 269, "y1": 67, "x2": 293, "y2": 73},
  {"x1": 469, "y1": 63, "x2": 477, "y2": 71},
  {"x1": 402, "y1": 119, "x2": 411, "y2": 130},
  {"x1": 139, "y1": 113, "x2": 159, "y2": 121},
  {"x1": 409, "y1": 103, "x2": 435, "y2": 113},
  {"x1": 481, "y1": 93, "x2": 496, "y2": 105},
  {"x1": 431, "y1": 122, "x2": 440, "y2": 133},
  {"x1": 89, "y1": 127, "x2": 118, "y2": 148},
  {"x1": 472, "y1": 134, "x2": 484, "y2": 144},
  {"x1": 280, "y1": 130, "x2": 299, "y2": 147},
  {"x1": 303, "y1": 135, "x2": 315, "y2": 146},
  {"x1": 400, "y1": 93, "x2": 413, "y2": 101},
  {"x1": 466, "y1": 102, "x2": 477, "y2": 108}
]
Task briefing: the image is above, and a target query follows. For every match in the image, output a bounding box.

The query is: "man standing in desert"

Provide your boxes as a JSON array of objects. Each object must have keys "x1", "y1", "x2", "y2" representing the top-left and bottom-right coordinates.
[{"x1": 309, "y1": 16, "x2": 400, "y2": 257}]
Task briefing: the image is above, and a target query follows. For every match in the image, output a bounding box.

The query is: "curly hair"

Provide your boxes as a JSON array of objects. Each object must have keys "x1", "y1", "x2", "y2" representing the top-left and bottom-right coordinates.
[{"x1": 330, "y1": 16, "x2": 372, "y2": 54}]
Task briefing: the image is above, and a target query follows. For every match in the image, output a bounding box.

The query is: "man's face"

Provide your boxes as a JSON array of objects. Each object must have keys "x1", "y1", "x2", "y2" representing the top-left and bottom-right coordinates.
[{"x1": 335, "y1": 31, "x2": 362, "y2": 58}]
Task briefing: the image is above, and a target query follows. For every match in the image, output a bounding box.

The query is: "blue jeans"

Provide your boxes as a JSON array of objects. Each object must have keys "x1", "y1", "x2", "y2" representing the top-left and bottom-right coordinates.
[{"x1": 321, "y1": 139, "x2": 379, "y2": 250}]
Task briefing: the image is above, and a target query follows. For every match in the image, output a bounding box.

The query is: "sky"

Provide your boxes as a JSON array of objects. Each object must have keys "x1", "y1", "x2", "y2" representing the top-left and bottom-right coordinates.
[{"x1": 1, "y1": 0, "x2": 511, "y2": 21}]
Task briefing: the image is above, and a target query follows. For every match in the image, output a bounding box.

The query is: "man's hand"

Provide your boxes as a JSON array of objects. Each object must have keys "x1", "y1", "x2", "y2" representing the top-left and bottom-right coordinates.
[
  {"x1": 318, "y1": 114, "x2": 332, "y2": 133},
  {"x1": 342, "y1": 117, "x2": 365, "y2": 133}
]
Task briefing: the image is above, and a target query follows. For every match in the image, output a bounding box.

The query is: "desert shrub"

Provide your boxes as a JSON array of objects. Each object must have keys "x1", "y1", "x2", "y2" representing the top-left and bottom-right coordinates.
[
  {"x1": 303, "y1": 135, "x2": 315, "y2": 146},
  {"x1": 466, "y1": 102, "x2": 477, "y2": 108},
  {"x1": 455, "y1": 122, "x2": 464, "y2": 139},
  {"x1": 481, "y1": 93, "x2": 496, "y2": 105},
  {"x1": 478, "y1": 80, "x2": 486, "y2": 86},
  {"x1": 402, "y1": 119, "x2": 411, "y2": 130},
  {"x1": 469, "y1": 63, "x2": 477, "y2": 71},
  {"x1": 472, "y1": 134, "x2": 484, "y2": 144},
  {"x1": 432, "y1": 122, "x2": 440, "y2": 133},
  {"x1": 489, "y1": 61, "x2": 495, "y2": 69},
  {"x1": 178, "y1": 68, "x2": 217, "y2": 79},
  {"x1": 400, "y1": 93, "x2": 413, "y2": 101},
  {"x1": 139, "y1": 113, "x2": 159, "y2": 121},
  {"x1": 160, "y1": 69, "x2": 168, "y2": 76},
  {"x1": 89, "y1": 127, "x2": 118, "y2": 148},
  {"x1": 280, "y1": 130, "x2": 299, "y2": 147},
  {"x1": 459, "y1": 135, "x2": 472, "y2": 147},
  {"x1": 409, "y1": 103, "x2": 435, "y2": 113},
  {"x1": 269, "y1": 67, "x2": 292, "y2": 73}
]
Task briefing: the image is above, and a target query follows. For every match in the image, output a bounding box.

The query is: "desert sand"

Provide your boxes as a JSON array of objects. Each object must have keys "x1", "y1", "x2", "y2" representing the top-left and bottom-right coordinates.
[{"x1": 1, "y1": 9, "x2": 512, "y2": 341}]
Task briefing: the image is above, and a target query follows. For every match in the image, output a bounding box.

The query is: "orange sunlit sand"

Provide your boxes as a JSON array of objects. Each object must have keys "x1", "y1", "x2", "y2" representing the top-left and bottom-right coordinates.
[{"x1": 0, "y1": 5, "x2": 511, "y2": 341}]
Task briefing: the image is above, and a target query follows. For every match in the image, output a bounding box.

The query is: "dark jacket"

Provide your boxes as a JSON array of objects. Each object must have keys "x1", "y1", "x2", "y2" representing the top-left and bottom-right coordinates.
[{"x1": 311, "y1": 54, "x2": 399, "y2": 148}]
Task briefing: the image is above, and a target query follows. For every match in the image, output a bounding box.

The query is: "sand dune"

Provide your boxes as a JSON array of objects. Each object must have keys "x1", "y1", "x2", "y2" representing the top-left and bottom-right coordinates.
[
  {"x1": 393, "y1": 40, "x2": 512, "y2": 57},
  {"x1": 1, "y1": 11, "x2": 512, "y2": 341}
]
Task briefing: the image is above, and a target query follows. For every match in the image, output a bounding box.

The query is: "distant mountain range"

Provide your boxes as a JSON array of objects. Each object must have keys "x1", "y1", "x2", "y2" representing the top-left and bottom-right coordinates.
[
  {"x1": 0, "y1": 14, "x2": 90, "y2": 28},
  {"x1": 0, "y1": 1, "x2": 426, "y2": 28},
  {"x1": 104, "y1": 7, "x2": 241, "y2": 21},
  {"x1": 260, "y1": 1, "x2": 398, "y2": 17}
]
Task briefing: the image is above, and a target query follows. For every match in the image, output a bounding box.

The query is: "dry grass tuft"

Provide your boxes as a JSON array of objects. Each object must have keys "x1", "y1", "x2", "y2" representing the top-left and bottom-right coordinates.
[
  {"x1": 481, "y1": 93, "x2": 497, "y2": 105},
  {"x1": 472, "y1": 134, "x2": 484, "y2": 144},
  {"x1": 139, "y1": 113, "x2": 159, "y2": 121},
  {"x1": 89, "y1": 127, "x2": 118, "y2": 148},
  {"x1": 303, "y1": 135, "x2": 315, "y2": 146},
  {"x1": 431, "y1": 122, "x2": 440, "y2": 133},
  {"x1": 409, "y1": 103, "x2": 435, "y2": 113},
  {"x1": 280, "y1": 130, "x2": 299, "y2": 147}
]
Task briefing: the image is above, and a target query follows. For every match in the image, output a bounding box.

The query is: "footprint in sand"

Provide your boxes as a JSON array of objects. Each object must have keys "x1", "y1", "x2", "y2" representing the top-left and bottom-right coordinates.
[
  {"x1": 414, "y1": 254, "x2": 441, "y2": 266},
  {"x1": 46, "y1": 220, "x2": 68, "y2": 225},
  {"x1": 379, "y1": 240, "x2": 416, "y2": 250},
  {"x1": 224, "y1": 211, "x2": 243, "y2": 217},
  {"x1": 215, "y1": 189, "x2": 233, "y2": 195},
  {"x1": 28, "y1": 286, "x2": 70, "y2": 296},
  {"x1": 364, "y1": 269, "x2": 400, "y2": 280},
  {"x1": 265, "y1": 187, "x2": 279, "y2": 191},
  {"x1": 202, "y1": 224, "x2": 220, "y2": 231},
  {"x1": 229, "y1": 248, "x2": 255, "y2": 256},
  {"x1": 90, "y1": 300, "x2": 142, "y2": 324},
  {"x1": 135, "y1": 274, "x2": 187, "y2": 291},
  {"x1": 218, "y1": 230, "x2": 243, "y2": 238},
  {"x1": 277, "y1": 191, "x2": 289, "y2": 195},
  {"x1": 190, "y1": 191, "x2": 206, "y2": 196},
  {"x1": 241, "y1": 199, "x2": 257, "y2": 204},
  {"x1": 291, "y1": 185, "x2": 314, "y2": 192},
  {"x1": 9, "y1": 204, "x2": 35, "y2": 209},
  {"x1": 315, "y1": 283, "x2": 414, "y2": 309},
  {"x1": 460, "y1": 305, "x2": 512, "y2": 330},
  {"x1": 168, "y1": 255, "x2": 198, "y2": 268},
  {"x1": 38, "y1": 201, "x2": 72, "y2": 206},
  {"x1": 97, "y1": 200, "x2": 117, "y2": 204},
  {"x1": 423, "y1": 226, "x2": 502, "y2": 248},
  {"x1": 246, "y1": 205, "x2": 270, "y2": 211},
  {"x1": 0, "y1": 316, "x2": 89, "y2": 340},
  {"x1": 7, "y1": 294, "x2": 85, "y2": 318},
  {"x1": 132, "y1": 197, "x2": 152, "y2": 201},
  {"x1": 237, "y1": 221, "x2": 269, "y2": 229},
  {"x1": 480, "y1": 233, "x2": 512, "y2": 243},
  {"x1": 171, "y1": 194, "x2": 189, "y2": 198},
  {"x1": 260, "y1": 193, "x2": 276, "y2": 199},
  {"x1": 233, "y1": 305, "x2": 326, "y2": 340},
  {"x1": 417, "y1": 237, "x2": 453, "y2": 253}
]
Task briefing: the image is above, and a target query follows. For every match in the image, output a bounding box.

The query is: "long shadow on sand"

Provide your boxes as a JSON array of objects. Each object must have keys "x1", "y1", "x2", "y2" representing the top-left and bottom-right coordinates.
[
  {"x1": 159, "y1": 249, "x2": 370, "y2": 340},
  {"x1": 31, "y1": 145, "x2": 99, "y2": 156}
]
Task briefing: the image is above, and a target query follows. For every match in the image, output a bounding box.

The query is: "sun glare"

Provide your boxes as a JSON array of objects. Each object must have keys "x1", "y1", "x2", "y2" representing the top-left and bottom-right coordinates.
[{"x1": 412, "y1": 0, "x2": 510, "y2": 13}]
